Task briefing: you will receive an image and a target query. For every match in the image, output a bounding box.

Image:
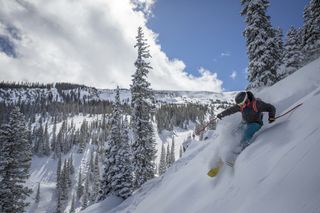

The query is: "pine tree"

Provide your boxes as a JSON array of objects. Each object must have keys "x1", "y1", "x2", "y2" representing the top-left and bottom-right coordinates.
[
  {"x1": 241, "y1": 0, "x2": 280, "y2": 88},
  {"x1": 100, "y1": 87, "x2": 133, "y2": 199},
  {"x1": 35, "y1": 183, "x2": 40, "y2": 203},
  {"x1": 100, "y1": 87, "x2": 122, "y2": 199},
  {"x1": 81, "y1": 177, "x2": 89, "y2": 210},
  {"x1": 78, "y1": 120, "x2": 88, "y2": 153},
  {"x1": 34, "y1": 120, "x2": 44, "y2": 155},
  {"x1": 77, "y1": 168, "x2": 84, "y2": 200},
  {"x1": 274, "y1": 27, "x2": 284, "y2": 73},
  {"x1": 51, "y1": 117, "x2": 57, "y2": 153},
  {"x1": 166, "y1": 143, "x2": 171, "y2": 168},
  {"x1": 302, "y1": 0, "x2": 320, "y2": 62},
  {"x1": 56, "y1": 155, "x2": 62, "y2": 189},
  {"x1": 170, "y1": 136, "x2": 176, "y2": 165},
  {"x1": 69, "y1": 194, "x2": 75, "y2": 213},
  {"x1": 158, "y1": 144, "x2": 167, "y2": 175},
  {"x1": 92, "y1": 152, "x2": 100, "y2": 202},
  {"x1": 0, "y1": 107, "x2": 33, "y2": 213},
  {"x1": 281, "y1": 26, "x2": 304, "y2": 78},
  {"x1": 131, "y1": 27, "x2": 157, "y2": 189},
  {"x1": 117, "y1": 116, "x2": 134, "y2": 199},
  {"x1": 43, "y1": 122, "x2": 51, "y2": 156}
]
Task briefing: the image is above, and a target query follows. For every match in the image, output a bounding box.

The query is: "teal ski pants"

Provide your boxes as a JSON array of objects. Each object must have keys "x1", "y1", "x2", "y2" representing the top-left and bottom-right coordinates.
[{"x1": 240, "y1": 122, "x2": 262, "y2": 148}]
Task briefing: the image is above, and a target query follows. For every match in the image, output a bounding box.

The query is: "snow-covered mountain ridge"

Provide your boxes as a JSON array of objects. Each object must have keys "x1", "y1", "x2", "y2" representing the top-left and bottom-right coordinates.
[
  {"x1": 0, "y1": 84, "x2": 236, "y2": 105},
  {"x1": 82, "y1": 58, "x2": 320, "y2": 213}
]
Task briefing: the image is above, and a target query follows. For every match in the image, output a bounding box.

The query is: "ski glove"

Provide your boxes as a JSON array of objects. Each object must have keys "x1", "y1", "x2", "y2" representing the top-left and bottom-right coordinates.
[
  {"x1": 268, "y1": 117, "x2": 275, "y2": 123},
  {"x1": 217, "y1": 113, "x2": 223, "y2": 120}
]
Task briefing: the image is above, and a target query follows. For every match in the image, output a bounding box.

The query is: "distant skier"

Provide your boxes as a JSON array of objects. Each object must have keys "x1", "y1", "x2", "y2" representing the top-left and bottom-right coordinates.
[{"x1": 217, "y1": 91, "x2": 276, "y2": 152}]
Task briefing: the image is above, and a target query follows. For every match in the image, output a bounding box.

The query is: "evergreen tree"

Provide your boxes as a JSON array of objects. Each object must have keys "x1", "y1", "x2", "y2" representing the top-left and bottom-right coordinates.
[
  {"x1": 166, "y1": 143, "x2": 171, "y2": 168},
  {"x1": 0, "y1": 107, "x2": 32, "y2": 213},
  {"x1": 56, "y1": 155, "x2": 62, "y2": 189},
  {"x1": 170, "y1": 136, "x2": 176, "y2": 165},
  {"x1": 281, "y1": 26, "x2": 304, "y2": 78},
  {"x1": 117, "y1": 116, "x2": 134, "y2": 199},
  {"x1": 51, "y1": 117, "x2": 57, "y2": 153},
  {"x1": 130, "y1": 27, "x2": 157, "y2": 189},
  {"x1": 92, "y1": 152, "x2": 100, "y2": 202},
  {"x1": 100, "y1": 87, "x2": 133, "y2": 199},
  {"x1": 158, "y1": 144, "x2": 167, "y2": 175},
  {"x1": 77, "y1": 168, "x2": 84, "y2": 200},
  {"x1": 179, "y1": 145, "x2": 183, "y2": 158},
  {"x1": 34, "y1": 120, "x2": 44, "y2": 155},
  {"x1": 69, "y1": 194, "x2": 75, "y2": 213},
  {"x1": 274, "y1": 27, "x2": 284, "y2": 73},
  {"x1": 78, "y1": 120, "x2": 88, "y2": 153},
  {"x1": 81, "y1": 177, "x2": 89, "y2": 210},
  {"x1": 302, "y1": 0, "x2": 320, "y2": 62},
  {"x1": 36, "y1": 183, "x2": 41, "y2": 203},
  {"x1": 241, "y1": 0, "x2": 280, "y2": 88},
  {"x1": 43, "y1": 122, "x2": 51, "y2": 156}
]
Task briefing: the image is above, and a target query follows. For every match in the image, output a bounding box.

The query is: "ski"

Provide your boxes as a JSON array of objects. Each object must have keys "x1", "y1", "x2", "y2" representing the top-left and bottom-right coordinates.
[{"x1": 207, "y1": 159, "x2": 234, "y2": 177}]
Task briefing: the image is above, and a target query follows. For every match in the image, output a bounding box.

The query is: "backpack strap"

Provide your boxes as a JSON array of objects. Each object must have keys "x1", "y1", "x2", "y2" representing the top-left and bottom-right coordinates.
[
  {"x1": 252, "y1": 99, "x2": 258, "y2": 112},
  {"x1": 240, "y1": 99, "x2": 258, "y2": 112}
]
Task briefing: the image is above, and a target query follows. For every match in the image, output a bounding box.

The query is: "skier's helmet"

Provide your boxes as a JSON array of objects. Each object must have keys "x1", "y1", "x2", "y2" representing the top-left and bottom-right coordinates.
[{"x1": 235, "y1": 91, "x2": 247, "y2": 106}]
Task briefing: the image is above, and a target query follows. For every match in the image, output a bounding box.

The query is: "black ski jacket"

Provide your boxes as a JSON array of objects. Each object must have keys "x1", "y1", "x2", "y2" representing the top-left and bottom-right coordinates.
[{"x1": 218, "y1": 96, "x2": 276, "y2": 125}]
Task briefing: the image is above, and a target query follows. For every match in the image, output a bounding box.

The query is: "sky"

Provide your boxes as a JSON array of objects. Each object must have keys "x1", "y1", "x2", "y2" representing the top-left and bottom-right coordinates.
[
  {"x1": 0, "y1": 0, "x2": 309, "y2": 92},
  {"x1": 147, "y1": 0, "x2": 308, "y2": 91}
]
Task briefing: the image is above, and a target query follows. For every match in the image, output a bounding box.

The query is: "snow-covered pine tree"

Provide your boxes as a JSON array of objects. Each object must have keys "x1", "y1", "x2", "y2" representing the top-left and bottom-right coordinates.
[
  {"x1": 166, "y1": 143, "x2": 171, "y2": 168},
  {"x1": 117, "y1": 116, "x2": 134, "y2": 199},
  {"x1": 179, "y1": 145, "x2": 183, "y2": 158},
  {"x1": 274, "y1": 27, "x2": 284, "y2": 72},
  {"x1": 281, "y1": 26, "x2": 304, "y2": 78},
  {"x1": 77, "y1": 168, "x2": 84, "y2": 200},
  {"x1": 100, "y1": 87, "x2": 122, "y2": 199},
  {"x1": 130, "y1": 26, "x2": 157, "y2": 189},
  {"x1": 78, "y1": 120, "x2": 88, "y2": 153},
  {"x1": 170, "y1": 136, "x2": 176, "y2": 165},
  {"x1": 81, "y1": 177, "x2": 89, "y2": 210},
  {"x1": 91, "y1": 152, "x2": 100, "y2": 202},
  {"x1": 51, "y1": 117, "x2": 57, "y2": 153},
  {"x1": 302, "y1": 0, "x2": 320, "y2": 62},
  {"x1": 34, "y1": 120, "x2": 44, "y2": 155},
  {"x1": 56, "y1": 155, "x2": 62, "y2": 189},
  {"x1": 241, "y1": 0, "x2": 280, "y2": 88},
  {"x1": 36, "y1": 183, "x2": 40, "y2": 203},
  {"x1": 43, "y1": 122, "x2": 51, "y2": 156},
  {"x1": 0, "y1": 107, "x2": 32, "y2": 213},
  {"x1": 158, "y1": 144, "x2": 167, "y2": 175},
  {"x1": 100, "y1": 87, "x2": 134, "y2": 199},
  {"x1": 69, "y1": 194, "x2": 75, "y2": 213}
]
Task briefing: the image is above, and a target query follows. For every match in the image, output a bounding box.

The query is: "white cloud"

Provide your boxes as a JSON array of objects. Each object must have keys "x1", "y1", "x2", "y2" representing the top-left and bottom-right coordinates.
[
  {"x1": 0, "y1": 0, "x2": 223, "y2": 92},
  {"x1": 221, "y1": 52, "x2": 231, "y2": 57},
  {"x1": 230, "y1": 70, "x2": 237, "y2": 80}
]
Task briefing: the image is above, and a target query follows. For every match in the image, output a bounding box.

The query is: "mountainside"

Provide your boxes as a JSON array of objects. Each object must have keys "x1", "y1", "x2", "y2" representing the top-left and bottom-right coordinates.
[
  {"x1": 0, "y1": 82, "x2": 237, "y2": 213},
  {"x1": 82, "y1": 58, "x2": 320, "y2": 213},
  {"x1": 0, "y1": 83, "x2": 236, "y2": 105}
]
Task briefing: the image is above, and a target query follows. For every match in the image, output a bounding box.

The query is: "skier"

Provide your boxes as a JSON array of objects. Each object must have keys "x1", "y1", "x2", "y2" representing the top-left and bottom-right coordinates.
[{"x1": 217, "y1": 91, "x2": 276, "y2": 152}]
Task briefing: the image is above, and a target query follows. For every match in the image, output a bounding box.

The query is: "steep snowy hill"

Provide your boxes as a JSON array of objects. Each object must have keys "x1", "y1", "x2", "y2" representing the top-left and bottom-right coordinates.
[{"x1": 83, "y1": 58, "x2": 320, "y2": 213}]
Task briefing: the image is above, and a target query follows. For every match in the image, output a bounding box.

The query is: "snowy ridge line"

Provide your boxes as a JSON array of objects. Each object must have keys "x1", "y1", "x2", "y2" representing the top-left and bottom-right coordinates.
[{"x1": 0, "y1": 85, "x2": 236, "y2": 105}]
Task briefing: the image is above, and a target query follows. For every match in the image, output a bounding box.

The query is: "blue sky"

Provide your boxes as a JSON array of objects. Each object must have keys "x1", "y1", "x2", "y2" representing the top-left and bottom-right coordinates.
[{"x1": 147, "y1": 0, "x2": 309, "y2": 91}]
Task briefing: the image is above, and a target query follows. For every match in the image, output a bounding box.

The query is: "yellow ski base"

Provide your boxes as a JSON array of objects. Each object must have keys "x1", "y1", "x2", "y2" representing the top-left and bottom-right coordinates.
[{"x1": 207, "y1": 167, "x2": 220, "y2": 177}]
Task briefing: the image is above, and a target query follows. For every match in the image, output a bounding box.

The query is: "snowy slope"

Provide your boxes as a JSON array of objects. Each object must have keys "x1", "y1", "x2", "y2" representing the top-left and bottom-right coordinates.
[{"x1": 83, "y1": 58, "x2": 320, "y2": 213}]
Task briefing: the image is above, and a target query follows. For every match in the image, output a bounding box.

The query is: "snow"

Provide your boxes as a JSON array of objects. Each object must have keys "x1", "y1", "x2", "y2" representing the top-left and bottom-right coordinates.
[{"x1": 82, "y1": 57, "x2": 320, "y2": 213}]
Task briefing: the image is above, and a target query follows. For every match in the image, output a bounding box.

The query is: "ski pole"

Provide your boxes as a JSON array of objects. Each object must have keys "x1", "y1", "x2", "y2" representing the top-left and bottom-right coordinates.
[
  {"x1": 275, "y1": 103, "x2": 303, "y2": 120},
  {"x1": 194, "y1": 117, "x2": 217, "y2": 136}
]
